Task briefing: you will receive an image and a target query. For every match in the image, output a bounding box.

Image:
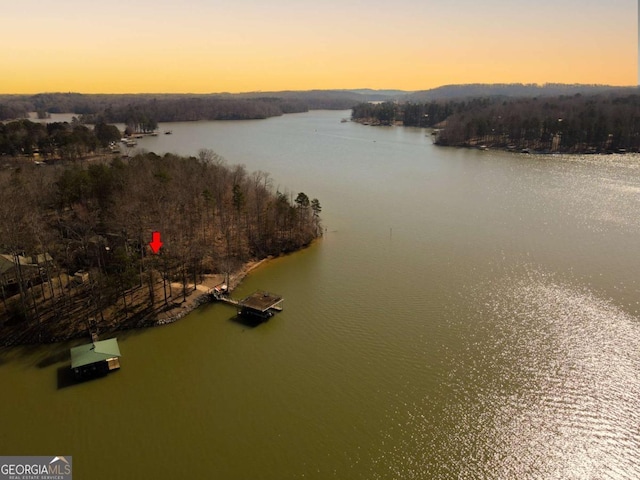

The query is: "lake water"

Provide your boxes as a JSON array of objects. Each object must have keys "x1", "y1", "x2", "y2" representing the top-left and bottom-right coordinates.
[{"x1": 2, "y1": 110, "x2": 639, "y2": 479}]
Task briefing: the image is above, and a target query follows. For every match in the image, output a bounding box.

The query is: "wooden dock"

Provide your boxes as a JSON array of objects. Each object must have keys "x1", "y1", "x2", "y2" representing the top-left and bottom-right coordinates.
[
  {"x1": 216, "y1": 296, "x2": 240, "y2": 307},
  {"x1": 209, "y1": 289, "x2": 283, "y2": 317}
]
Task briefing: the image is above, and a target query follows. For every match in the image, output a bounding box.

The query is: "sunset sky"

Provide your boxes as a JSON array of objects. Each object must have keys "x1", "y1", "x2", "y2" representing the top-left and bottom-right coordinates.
[{"x1": 1, "y1": 0, "x2": 636, "y2": 94}]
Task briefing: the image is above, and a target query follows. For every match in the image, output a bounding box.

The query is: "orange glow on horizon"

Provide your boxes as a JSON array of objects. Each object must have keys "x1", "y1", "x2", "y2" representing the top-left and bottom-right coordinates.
[{"x1": 0, "y1": 0, "x2": 636, "y2": 94}]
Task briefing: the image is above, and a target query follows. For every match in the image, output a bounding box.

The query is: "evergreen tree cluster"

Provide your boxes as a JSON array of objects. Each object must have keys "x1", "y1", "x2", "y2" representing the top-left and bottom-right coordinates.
[
  {"x1": 0, "y1": 119, "x2": 121, "y2": 159},
  {"x1": 81, "y1": 97, "x2": 307, "y2": 126},
  {"x1": 352, "y1": 101, "x2": 461, "y2": 127}
]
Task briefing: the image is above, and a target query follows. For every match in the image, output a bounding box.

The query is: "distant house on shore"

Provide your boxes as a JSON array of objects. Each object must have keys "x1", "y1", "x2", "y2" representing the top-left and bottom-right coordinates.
[
  {"x1": 73, "y1": 270, "x2": 90, "y2": 284},
  {"x1": 0, "y1": 254, "x2": 40, "y2": 290},
  {"x1": 0, "y1": 253, "x2": 52, "y2": 297}
]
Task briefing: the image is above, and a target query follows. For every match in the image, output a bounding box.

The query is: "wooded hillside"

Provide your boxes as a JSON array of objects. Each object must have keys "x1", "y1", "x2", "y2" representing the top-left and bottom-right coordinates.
[
  {"x1": 352, "y1": 92, "x2": 640, "y2": 153},
  {"x1": 0, "y1": 152, "x2": 321, "y2": 344},
  {"x1": 0, "y1": 119, "x2": 120, "y2": 159},
  {"x1": 434, "y1": 94, "x2": 640, "y2": 153},
  {"x1": 0, "y1": 90, "x2": 372, "y2": 123}
]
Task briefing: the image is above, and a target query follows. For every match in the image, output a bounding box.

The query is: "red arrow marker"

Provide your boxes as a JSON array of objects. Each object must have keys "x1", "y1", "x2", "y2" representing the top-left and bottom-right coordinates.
[{"x1": 149, "y1": 231, "x2": 163, "y2": 254}]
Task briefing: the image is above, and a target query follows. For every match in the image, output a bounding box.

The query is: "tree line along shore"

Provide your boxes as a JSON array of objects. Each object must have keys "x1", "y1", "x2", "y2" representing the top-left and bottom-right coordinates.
[
  {"x1": 352, "y1": 92, "x2": 640, "y2": 154},
  {"x1": 0, "y1": 91, "x2": 370, "y2": 125},
  {"x1": 0, "y1": 147, "x2": 322, "y2": 346},
  {"x1": 1, "y1": 118, "x2": 121, "y2": 161}
]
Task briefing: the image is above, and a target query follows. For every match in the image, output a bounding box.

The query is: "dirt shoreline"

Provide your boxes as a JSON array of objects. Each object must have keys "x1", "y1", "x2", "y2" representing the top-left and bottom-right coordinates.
[
  {"x1": 154, "y1": 258, "x2": 271, "y2": 326},
  {"x1": 0, "y1": 257, "x2": 274, "y2": 348}
]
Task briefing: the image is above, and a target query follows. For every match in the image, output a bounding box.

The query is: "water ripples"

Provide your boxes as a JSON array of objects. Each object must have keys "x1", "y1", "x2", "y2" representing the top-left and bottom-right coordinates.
[{"x1": 373, "y1": 267, "x2": 640, "y2": 479}]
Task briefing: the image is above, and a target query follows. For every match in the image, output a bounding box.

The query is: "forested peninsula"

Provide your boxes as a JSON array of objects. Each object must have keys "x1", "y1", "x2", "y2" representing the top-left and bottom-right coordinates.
[
  {"x1": 352, "y1": 89, "x2": 640, "y2": 154},
  {"x1": 0, "y1": 148, "x2": 322, "y2": 346}
]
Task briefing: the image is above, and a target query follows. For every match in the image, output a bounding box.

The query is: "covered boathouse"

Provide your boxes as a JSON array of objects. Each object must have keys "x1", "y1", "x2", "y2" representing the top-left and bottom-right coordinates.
[
  {"x1": 70, "y1": 338, "x2": 121, "y2": 380},
  {"x1": 238, "y1": 291, "x2": 283, "y2": 321}
]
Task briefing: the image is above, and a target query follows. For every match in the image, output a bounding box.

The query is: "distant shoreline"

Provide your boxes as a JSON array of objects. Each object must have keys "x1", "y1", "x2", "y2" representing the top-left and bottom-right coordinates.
[
  {"x1": 352, "y1": 120, "x2": 636, "y2": 156},
  {"x1": 432, "y1": 141, "x2": 633, "y2": 156}
]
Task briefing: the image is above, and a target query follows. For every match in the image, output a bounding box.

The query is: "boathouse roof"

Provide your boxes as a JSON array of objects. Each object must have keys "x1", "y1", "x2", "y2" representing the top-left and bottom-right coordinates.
[
  {"x1": 239, "y1": 291, "x2": 283, "y2": 313},
  {"x1": 70, "y1": 338, "x2": 121, "y2": 368}
]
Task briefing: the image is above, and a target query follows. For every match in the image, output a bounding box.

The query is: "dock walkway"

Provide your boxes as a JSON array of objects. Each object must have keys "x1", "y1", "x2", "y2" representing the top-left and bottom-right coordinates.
[{"x1": 214, "y1": 295, "x2": 241, "y2": 307}]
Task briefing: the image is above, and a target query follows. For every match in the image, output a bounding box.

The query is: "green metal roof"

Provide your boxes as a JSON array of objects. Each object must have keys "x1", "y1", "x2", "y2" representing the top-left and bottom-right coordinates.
[{"x1": 70, "y1": 338, "x2": 121, "y2": 368}]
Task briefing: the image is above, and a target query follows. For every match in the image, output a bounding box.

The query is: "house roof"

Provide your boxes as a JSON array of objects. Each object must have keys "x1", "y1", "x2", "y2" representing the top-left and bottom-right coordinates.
[
  {"x1": 32, "y1": 253, "x2": 53, "y2": 264},
  {"x1": 70, "y1": 338, "x2": 121, "y2": 368},
  {"x1": 0, "y1": 254, "x2": 37, "y2": 275},
  {"x1": 0, "y1": 255, "x2": 14, "y2": 276}
]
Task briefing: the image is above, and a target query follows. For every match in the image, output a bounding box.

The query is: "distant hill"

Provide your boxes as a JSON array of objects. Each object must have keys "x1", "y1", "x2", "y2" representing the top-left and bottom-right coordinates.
[
  {"x1": 344, "y1": 88, "x2": 410, "y2": 99},
  {"x1": 401, "y1": 83, "x2": 637, "y2": 102},
  {"x1": 3, "y1": 85, "x2": 638, "y2": 122},
  {"x1": 234, "y1": 89, "x2": 414, "y2": 106},
  {"x1": 233, "y1": 90, "x2": 373, "y2": 109}
]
